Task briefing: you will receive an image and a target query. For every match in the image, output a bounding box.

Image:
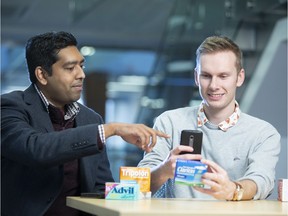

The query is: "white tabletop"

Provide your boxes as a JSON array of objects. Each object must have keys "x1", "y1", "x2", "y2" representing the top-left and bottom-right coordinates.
[{"x1": 67, "y1": 196, "x2": 288, "y2": 216}]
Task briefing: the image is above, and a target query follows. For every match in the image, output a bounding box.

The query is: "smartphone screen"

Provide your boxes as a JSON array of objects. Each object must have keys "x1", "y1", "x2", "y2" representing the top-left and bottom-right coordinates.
[{"x1": 180, "y1": 130, "x2": 203, "y2": 155}]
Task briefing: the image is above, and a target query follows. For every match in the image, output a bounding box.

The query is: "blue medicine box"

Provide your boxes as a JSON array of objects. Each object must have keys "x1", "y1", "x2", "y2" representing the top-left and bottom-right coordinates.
[{"x1": 174, "y1": 159, "x2": 207, "y2": 187}]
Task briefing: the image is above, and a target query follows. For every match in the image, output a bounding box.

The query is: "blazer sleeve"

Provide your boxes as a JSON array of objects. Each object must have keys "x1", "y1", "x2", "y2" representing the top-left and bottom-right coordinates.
[{"x1": 1, "y1": 91, "x2": 105, "y2": 168}]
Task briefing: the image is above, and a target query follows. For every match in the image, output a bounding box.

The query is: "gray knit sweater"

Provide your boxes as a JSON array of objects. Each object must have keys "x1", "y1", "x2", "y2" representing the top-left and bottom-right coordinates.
[{"x1": 138, "y1": 105, "x2": 281, "y2": 200}]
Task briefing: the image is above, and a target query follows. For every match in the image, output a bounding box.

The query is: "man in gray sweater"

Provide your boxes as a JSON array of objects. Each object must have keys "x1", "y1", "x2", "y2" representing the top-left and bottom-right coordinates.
[{"x1": 138, "y1": 36, "x2": 281, "y2": 201}]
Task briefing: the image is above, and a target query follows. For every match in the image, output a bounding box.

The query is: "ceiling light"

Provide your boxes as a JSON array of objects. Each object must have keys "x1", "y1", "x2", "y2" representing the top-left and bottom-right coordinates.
[{"x1": 80, "y1": 46, "x2": 95, "y2": 56}]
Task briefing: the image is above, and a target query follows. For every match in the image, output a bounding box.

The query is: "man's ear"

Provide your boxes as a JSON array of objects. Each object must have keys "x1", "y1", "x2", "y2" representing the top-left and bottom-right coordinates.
[
  {"x1": 194, "y1": 68, "x2": 200, "y2": 86},
  {"x1": 236, "y1": 69, "x2": 245, "y2": 87},
  {"x1": 35, "y1": 67, "x2": 48, "y2": 85}
]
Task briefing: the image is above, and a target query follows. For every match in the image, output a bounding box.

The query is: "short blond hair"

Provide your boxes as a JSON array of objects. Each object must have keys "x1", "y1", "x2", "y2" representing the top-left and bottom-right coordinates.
[{"x1": 195, "y1": 36, "x2": 243, "y2": 72}]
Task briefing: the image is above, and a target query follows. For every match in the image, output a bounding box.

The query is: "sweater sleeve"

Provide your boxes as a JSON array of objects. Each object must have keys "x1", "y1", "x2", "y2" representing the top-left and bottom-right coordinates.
[{"x1": 238, "y1": 122, "x2": 281, "y2": 200}]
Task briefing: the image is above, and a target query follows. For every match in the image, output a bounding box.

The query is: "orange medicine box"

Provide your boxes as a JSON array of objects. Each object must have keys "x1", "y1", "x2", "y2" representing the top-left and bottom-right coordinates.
[{"x1": 119, "y1": 167, "x2": 150, "y2": 192}]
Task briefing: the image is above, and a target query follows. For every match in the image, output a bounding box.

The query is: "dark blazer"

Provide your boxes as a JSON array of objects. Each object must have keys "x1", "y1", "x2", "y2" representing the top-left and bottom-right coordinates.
[{"x1": 1, "y1": 85, "x2": 114, "y2": 216}]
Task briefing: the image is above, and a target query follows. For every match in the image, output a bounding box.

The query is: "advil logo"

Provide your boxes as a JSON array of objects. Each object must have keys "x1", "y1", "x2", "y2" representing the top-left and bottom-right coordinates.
[{"x1": 111, "y1": 187, "x2": 134, "y2": 194}]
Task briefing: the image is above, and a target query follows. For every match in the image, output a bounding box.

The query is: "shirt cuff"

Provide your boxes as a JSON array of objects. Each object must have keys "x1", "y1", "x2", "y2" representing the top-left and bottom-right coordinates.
[{"x1": 98, "y1": 124, "x2": 106, "y2": 150}]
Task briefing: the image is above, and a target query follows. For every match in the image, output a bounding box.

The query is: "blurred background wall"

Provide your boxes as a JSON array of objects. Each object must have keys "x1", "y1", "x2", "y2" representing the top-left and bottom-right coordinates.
[{"x1": 1, "y1": 0, "x2": 287, "y2": 199}]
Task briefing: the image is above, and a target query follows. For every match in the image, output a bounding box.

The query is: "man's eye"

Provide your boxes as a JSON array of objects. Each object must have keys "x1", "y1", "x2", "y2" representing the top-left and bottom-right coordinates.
[
  {"x1": 201, "y1": 74, "x2": 210, "y2": 78},
  {"x1": 220, "y1": 75, "x2": 228, "y2": 79},
  {"x1": 81, "y1": 65, "x2": 86, "y2": 70},
  {"x1": 66, "y1": 67, "x2": 75, "y2": 71}
]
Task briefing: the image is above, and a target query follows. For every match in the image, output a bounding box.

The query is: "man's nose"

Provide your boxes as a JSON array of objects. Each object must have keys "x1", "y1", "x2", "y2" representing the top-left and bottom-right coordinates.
[
  {"x1": 77, "y1": 65, "x2": 86, "y2": 79},
  {"x1": 209, "y1": 77, "x2": 218, "y2": 89}
]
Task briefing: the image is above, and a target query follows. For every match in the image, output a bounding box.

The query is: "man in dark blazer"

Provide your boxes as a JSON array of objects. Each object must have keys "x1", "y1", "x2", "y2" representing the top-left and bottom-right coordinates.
[{"x1": 1, "y1": 31, "x2": 169, "y2": 216}]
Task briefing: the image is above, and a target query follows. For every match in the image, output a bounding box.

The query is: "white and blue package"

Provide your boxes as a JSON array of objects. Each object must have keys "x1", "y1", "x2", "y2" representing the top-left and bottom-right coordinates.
[
  {"x1": 174, "y1": 159, "x2": 207, "y2": 187},
  {"x1": 105, "y1": 182, "x2": 139, "y2": 200}
]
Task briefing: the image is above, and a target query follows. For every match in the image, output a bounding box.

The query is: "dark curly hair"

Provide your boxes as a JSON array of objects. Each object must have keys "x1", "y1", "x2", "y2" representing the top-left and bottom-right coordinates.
[{"x1": 25, "y1": 31, "x2": 78, "y2": 83}]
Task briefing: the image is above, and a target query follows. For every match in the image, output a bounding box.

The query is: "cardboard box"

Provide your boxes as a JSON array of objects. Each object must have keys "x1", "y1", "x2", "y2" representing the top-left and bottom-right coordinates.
[
  {"x1": 105, "y1": 182, "x2": 139, "y2": 200},
  {"x1": 278, "y1": 179, "x2": 288, "y2": 202},
  {"x1": 174, "y1": 159, "x2": 207, "y2": 187},
  {"x1": 119, "y1": 167, "x2": 151, "y2": 192}
]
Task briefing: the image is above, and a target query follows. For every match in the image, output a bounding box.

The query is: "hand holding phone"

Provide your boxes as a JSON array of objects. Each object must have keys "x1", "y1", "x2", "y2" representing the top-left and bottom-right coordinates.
[{"x1": 180, "y1": 130, "x2": 203, "y2": 155}]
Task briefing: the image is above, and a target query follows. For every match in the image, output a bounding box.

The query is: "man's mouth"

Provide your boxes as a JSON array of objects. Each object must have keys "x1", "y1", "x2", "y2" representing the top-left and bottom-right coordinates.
[
  {"x1": 72, "y1": 84, "x2": 83, "y2": 91},
  {"x1": 208, "y1": 93, "x2": 224, "y2": 99}
]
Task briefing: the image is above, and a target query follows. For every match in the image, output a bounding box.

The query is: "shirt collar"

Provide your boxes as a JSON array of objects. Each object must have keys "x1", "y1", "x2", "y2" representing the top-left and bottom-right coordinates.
[
  {"x1": 34, "y1": 84, "x2": 80, "y2": 120},
  {"x1": 197, "y1": 101, "x2": 241, "y2": 131}
]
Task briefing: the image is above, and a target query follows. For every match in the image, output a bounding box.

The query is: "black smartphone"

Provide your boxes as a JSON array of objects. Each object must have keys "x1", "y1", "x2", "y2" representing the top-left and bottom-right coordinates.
[
  {"x1": 81, "y1": 192, "x2": 105, "y2": 199},
  {"x1": 180, "y1": 130, "x2": 203, "y2": 155}
]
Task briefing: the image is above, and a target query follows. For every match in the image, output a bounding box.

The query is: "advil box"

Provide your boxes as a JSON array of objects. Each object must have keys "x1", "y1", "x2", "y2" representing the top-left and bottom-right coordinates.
[
  {"x1": 105, "y1": 182, "x2": 139, "y2": 200},
  {"x1": 174, "y1": 159, "x2": 207, "y2": 187},
  {"x1": 119, "y1": 167, "x2": 150, "y2": 193}
]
